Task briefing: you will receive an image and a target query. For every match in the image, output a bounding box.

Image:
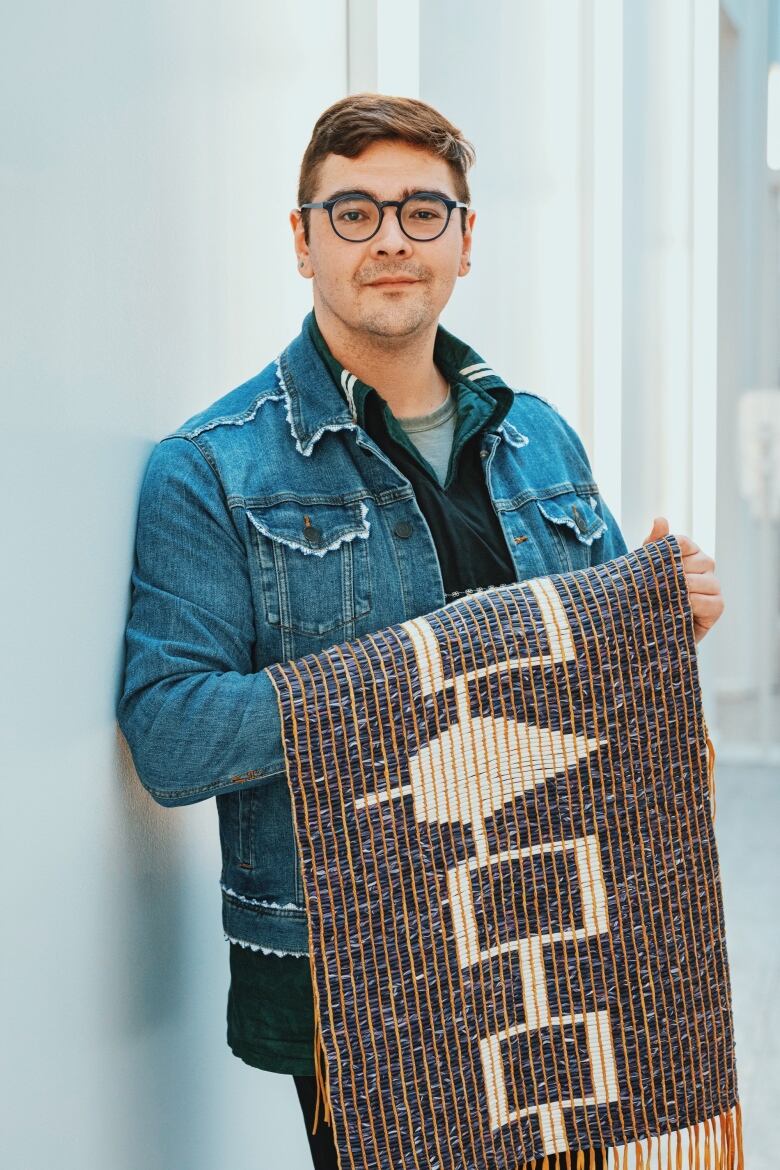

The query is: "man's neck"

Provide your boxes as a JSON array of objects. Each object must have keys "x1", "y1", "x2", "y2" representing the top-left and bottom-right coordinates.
[{"x1": 312, "y1": 301, "x2": 450, "y2": 419}]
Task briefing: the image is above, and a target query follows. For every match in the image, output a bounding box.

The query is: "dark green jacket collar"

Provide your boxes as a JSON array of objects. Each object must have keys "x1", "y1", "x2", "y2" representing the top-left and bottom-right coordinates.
[{"x1": 304, "y1": 309, "x2": 514, "y2": 472}]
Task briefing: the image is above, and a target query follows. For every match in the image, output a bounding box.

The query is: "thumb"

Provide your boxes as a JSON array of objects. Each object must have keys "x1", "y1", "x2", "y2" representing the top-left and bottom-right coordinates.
[{"x1": 643, "y1": 515, "x2": 670, "y2": 545}]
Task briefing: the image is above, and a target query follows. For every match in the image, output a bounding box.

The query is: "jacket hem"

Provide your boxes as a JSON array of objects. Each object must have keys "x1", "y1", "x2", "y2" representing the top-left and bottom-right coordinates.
[
  {"x1": 224, "y1": 931, "x2": 309, "y2": 957},
  {"x1": 222, "y1": 888, "x2": 310, "y2": 955}
]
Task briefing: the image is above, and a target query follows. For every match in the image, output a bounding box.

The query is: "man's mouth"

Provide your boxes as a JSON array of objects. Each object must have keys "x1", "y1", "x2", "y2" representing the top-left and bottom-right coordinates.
[{"x1": 366, "y1": 276, "x2": 420, "y2": 287}]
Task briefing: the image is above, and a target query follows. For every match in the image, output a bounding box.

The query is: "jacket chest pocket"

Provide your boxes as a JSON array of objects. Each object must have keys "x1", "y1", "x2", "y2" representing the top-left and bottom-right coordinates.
[
  {"x1": 533, "y1": 487, "x2": 607, "y2": 572},
  {"x1": 246, "y1": 499, "x2": 372, "y2": 637}
]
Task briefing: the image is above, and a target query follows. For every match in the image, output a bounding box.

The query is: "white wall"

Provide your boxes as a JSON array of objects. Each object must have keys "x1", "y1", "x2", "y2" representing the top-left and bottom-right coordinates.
[
  {"x1": 420, "y1": 1, "x2": 587, "y2": 439},
  {"x1": 714, "y1": 0, "x2": 780, "y2": 740},
  {"x1": 1, "y1": 3, "x2": 345, "y2": 1168}
]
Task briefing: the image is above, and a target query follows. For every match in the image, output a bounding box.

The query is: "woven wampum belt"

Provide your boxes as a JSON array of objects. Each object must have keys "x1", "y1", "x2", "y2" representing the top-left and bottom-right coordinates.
[{"x1": 265, "y1": 535, "x2": 743, "y2": 1170}]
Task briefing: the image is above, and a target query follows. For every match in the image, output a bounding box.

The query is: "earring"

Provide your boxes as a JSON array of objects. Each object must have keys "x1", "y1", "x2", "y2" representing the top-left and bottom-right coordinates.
[
  {"x1": 466, "y1": 259, "x2": 471, "y2": 267},
  {"x1": 298, "y1": 259, "x2": 304, "y2": 268}
]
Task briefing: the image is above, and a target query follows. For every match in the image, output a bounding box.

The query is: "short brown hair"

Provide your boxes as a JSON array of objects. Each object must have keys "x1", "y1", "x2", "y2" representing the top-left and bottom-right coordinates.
[{"x1": 297, "y1": 93, "x2": 476, "y2": 243}]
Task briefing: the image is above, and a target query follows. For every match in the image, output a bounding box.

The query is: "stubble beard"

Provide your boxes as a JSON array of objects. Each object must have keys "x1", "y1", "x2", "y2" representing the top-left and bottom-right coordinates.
[{"x1": 354, "y1": 281, "x2": 438, "y2": 341}]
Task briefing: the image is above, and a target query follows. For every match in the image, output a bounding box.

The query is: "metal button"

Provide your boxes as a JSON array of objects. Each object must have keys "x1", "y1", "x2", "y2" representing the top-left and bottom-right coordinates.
[
  {"x1": 303, "y1": 526, "x2": 322, "y2": 545},
  {"x1": 393, "y1": 520, "x2": 413, "y2": 539}
]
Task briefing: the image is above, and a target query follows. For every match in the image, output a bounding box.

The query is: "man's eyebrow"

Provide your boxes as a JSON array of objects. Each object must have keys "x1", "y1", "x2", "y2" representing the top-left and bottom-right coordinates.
[{"x1": 321, "y1": 185, "x2": 456, "y2": 202}]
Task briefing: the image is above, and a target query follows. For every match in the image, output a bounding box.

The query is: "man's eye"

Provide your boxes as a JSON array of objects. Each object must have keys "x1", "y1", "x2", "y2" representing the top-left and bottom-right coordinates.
[
  {"x1": 337, "y1": 210, "x2": 368, "y2": 222},
  {"x1": 410, "y1": 209, "x2": 443, "y2": 220}
]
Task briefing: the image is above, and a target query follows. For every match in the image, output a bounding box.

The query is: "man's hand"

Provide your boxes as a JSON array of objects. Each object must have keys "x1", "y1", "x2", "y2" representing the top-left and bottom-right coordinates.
[{"x1": 642, "y1": 517, "x2": 724, "y2": 644}]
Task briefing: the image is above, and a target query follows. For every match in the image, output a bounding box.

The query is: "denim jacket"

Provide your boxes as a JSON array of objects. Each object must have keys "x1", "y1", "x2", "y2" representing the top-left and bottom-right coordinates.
[{"x1": 117, "y1": 311, "x2": 628, "y2": 956}]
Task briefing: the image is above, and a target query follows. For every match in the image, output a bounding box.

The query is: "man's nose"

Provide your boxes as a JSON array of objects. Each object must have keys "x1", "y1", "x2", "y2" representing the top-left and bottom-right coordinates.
[{"x1": 369, "y1": 206, "x2": 412, "y2": 254}]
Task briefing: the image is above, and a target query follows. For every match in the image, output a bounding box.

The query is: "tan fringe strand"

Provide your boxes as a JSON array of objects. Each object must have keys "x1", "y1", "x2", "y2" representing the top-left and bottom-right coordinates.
[
  {"x1": 311, "y1": 980, "x2": 332, "y2": 1135},
  {"x1": 705, "y1": 722, "x2": 717, "y2": 818}
]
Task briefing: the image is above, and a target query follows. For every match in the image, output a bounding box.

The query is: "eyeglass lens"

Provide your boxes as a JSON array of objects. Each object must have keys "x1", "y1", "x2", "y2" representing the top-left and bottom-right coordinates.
[{"x1": 331, "y1": 195, "x2": 449, "y2": 241}]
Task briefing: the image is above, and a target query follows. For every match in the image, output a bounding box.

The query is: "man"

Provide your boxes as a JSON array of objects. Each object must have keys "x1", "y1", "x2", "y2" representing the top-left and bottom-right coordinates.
[{"x1": 117, "y1": 93, "x2": 724, "y2": 1170}]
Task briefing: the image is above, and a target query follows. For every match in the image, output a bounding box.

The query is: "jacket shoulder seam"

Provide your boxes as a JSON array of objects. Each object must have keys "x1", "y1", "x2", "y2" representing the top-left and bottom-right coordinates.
[
  {"x1": 166, "y1": 384, "x2": 285, "y2": 442},
  {"x1": 158, "y1": 432, "x2": 222, "y2": 479}
]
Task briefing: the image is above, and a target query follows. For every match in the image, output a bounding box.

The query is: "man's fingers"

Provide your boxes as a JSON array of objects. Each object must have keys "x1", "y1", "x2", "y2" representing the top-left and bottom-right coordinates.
[
  {"x1": 690, "y1": 593, "x2": 726, "y2": 620},
  {"x1": 682, "y1": 550, "x2": 716, "y2": 574},
  {"x1": 644, "y1": 526, "x2": 718, "y2": 587},
  {"x1": 643, "y1": 516, "x2": 670, "y2": 544},
  {"x1": 673, "y1": 532, "x2": 717, "y2": 573},
  {"x1": 673, "y1": 532, "x2": 700, "y2": 556},
  {"x1": 644, "y1": 523, "x2": 704, "y2": 561},
  {"x1": 684, "y1": 570, "x2": 721, "y2": 594}
]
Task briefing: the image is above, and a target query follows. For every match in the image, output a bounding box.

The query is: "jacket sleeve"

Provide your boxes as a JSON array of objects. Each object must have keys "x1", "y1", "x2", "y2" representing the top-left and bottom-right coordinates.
[
  {"x1": 554, "y1": 407, "x2": 630, "y2": 564},
  {"x1": 116, "y1": 435, "x2": 286, "y2": 807}
]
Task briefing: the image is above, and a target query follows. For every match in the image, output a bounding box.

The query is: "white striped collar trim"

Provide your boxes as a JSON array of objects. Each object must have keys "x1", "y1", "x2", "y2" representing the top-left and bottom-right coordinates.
[
  {"x1": 340, "y1": 368, "x2": 358, "y2": 419},
  {"x1": 459, "y1": 361, "x2": 501, "y2": 383},
  {"x1": 336, "y1": 357, "x2": 503, "y2": 419}
]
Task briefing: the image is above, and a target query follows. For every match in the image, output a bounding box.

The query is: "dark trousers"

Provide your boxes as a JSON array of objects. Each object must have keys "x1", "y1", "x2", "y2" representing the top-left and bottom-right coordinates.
[
  {"x1": 293, "y1": 1074, "x2": 340, "y2": 1170},
  {"x1": 293, "y1": 1074, "x2": 607, "y2": 1170}
]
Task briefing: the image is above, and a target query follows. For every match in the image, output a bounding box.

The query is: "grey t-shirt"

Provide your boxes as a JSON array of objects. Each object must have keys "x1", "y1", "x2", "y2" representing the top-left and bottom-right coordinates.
[{"x1": 393, "y1": 387, "x2": 456, "y2": 486}]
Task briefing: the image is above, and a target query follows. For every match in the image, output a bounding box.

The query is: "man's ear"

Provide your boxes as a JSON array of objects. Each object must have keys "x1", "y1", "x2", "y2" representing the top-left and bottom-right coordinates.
[
  {"x1": 290, "y1": 209, "x2": 311, "y2": 276},
  {"x1": 458, "y1": 209, "x2": 476, "y2": 277}
]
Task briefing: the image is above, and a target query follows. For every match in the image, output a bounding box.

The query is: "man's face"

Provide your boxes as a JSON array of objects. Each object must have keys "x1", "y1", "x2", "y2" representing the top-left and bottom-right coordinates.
[{"x1": 290, "y1": 140, "x2": 475, "y2": 341}]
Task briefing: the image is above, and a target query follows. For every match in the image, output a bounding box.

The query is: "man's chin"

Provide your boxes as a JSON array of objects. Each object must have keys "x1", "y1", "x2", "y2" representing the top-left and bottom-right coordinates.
[{"x1": 357, "y1": 304, "x2": 435, "y2": 339}]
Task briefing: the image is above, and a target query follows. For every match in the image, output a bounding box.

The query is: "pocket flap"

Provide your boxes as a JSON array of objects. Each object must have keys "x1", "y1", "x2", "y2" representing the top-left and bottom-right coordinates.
[
  {"x1": 536, "y1": 490, "x2": 607, "y2": 545},
  {"x1": 246, "y1": 499, "x2": 370, "y2": 555}
]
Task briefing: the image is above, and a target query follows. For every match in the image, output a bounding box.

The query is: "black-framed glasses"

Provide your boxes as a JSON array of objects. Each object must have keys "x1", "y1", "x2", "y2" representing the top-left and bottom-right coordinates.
[{"x1": 298, "y1": 191, "x2": 469, "y2": 242}]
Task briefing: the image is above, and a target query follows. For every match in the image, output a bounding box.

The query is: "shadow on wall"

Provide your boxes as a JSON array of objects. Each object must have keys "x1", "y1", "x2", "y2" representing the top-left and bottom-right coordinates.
[{"x1": 109, "y1": 726, "x2": 201, "y2": 1167}]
